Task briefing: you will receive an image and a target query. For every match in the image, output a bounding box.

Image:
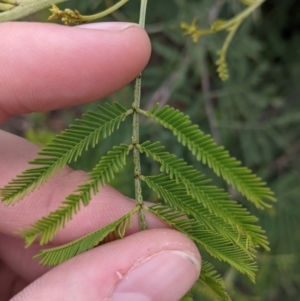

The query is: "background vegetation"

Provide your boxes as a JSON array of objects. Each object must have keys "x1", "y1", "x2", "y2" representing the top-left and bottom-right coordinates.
[{"x1": 1, "y1": 0, "x2": 300, "y2": 300}]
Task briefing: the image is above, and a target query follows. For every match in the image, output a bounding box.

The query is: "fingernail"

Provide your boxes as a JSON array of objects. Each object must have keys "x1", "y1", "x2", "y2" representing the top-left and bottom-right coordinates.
[
  {"x1": 77, "y1": 22, "x2": 141, "y2": 31},
  {"x1": 111, "y1": 250, "x2": 200, "y2": 301}
]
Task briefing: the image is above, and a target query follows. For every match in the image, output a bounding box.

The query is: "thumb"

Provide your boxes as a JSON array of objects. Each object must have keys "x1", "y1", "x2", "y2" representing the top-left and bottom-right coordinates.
[{"x1": 12, "y1": 229, "x2": 201, "y2": 301}]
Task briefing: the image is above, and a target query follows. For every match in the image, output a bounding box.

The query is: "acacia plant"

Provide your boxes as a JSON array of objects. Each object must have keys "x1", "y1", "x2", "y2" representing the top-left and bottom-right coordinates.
[{"x1": 0, "y1": 0, "x2": 274, "y2": 300}]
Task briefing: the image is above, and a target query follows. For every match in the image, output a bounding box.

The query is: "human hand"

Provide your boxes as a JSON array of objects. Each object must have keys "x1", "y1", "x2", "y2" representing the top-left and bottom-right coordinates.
[{"x1": 0, "y1": 22, "x2": 201, "y2": 301}]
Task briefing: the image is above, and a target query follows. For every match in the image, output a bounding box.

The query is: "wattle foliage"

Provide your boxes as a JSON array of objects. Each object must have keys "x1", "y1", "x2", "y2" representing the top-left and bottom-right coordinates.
[
  {"x1": 0, "y1": 101, "x2": 275, "y2": 300},
  {"x1": 0, "y1": 1, "x2": 276, "y2": 300},
  {"x1": 0, "y1": 102, "x2": 131, "y2": 205}
]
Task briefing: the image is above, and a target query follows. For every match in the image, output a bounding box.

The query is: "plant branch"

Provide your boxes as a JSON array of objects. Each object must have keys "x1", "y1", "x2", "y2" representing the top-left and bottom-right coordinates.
[
  {"x1": 215, "y1": 0, "x2": 265, "y2": 32},
  {"x1": 1, "y1": 0, "x2": 17, "y2": 4},
  {"x1": 48, "y1": 0, "x2": 129, "y2": 25},
  {"x1": 132, "y1": 0, "x2": 148, "y2": 230},
  {"x1": 105, "y1": 0, "x2": 129, "y2": 21},
  {"x1": 0, "y1": 2, "x2": 14, "y2": 10},
  {"x1": 79, "y1": 0, "x2": 129, "y2": 22},
  {"x1": 0, "y1": 0, "x2": 67, "y2": 22},
  {"x1": 0, "y1": 0, "x2": 16, "y2": 11}
]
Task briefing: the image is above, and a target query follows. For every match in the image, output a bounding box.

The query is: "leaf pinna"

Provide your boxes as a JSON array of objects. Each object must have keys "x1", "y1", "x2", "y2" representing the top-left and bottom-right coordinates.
[
  {"x1": 140, "y1": 105, "x2": 275, "y2": 209},
  {"x1": 0, "y1": 102, "x2": 131, "y2": 205},
  {"x1": 0, "y1": 0, "x2": 274, "y2": 300},
  {"x1": 19, "y1": 144, "x2": 131, "y2": 246}
]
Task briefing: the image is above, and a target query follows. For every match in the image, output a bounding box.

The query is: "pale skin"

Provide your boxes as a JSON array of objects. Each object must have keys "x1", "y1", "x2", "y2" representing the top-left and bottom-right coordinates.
[{"x1": 0, "y1": 22, "x2": 201, "y2": 300}]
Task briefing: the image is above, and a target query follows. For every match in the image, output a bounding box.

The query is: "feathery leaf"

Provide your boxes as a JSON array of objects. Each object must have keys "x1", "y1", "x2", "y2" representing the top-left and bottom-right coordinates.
[
  {"x1": 34, "y1": 207, "x2": 138, "y2": 266},
  {"x1": 20, "y1": 144, "x2": 132, "y2": 246},
  {"x1": 139, "y1": 140, "x2": 269, "y2": 250},
  {"x1": 140, "y1": 105, "x2": 276, "y2": 209},
  {"x1": 147, "y1": 199, "x2": 257, "y2": 281},
  {"x1": 144, "y1": 174, "x2": 255, "y2": 255},
  {"x1": 197, "y1": 260, "x2": 232, "y2": 301},
  {"x1": 0, "y1": 103, "x2": 132, "y2": 205}
]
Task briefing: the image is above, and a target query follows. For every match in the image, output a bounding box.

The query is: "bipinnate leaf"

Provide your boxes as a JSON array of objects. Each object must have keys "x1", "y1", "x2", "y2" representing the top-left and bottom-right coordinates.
[
  {"x1": 148, "y1": 200, "x2": 257, "y2": 282},
  {"x1": 0, "y1": 103, "x2": 132, "y2": 205},
  {"x1": 20, "y1": 144, "x2": 131, "y2": 246},
  {"x1": 141, "y1": 105, "x2": 276, "y2": 209},
  {"x1": 139, "y1": 141, "x2": 269, "y2": 250},
  {"x1": 34, "y1": 207, "x2": 138, "y2": 266}
]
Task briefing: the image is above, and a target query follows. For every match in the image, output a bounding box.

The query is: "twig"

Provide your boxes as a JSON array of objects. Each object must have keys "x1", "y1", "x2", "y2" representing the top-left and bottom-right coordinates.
[{"x1": 132, "y1": 0, "x2": 148, "y2": 230}]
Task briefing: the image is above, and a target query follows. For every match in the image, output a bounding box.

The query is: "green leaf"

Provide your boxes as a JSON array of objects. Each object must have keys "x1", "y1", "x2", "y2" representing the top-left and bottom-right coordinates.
[
  {"x1": 141, "y1": 105, "x2": 276, "y2": 209},
  {"x1": 197, "y1": 261, "x2": 232, "y2": 301},
  {"x1": 144, "y1": 175, "x2": 248, "y2": 252},
  {"x1": 0, "y1": 103, "x2": 132, "y2": 205},
  {"x1": 0, "y1": 0, "x2": 67, "y2": 22},
  {"x1": 140, "y1": 140, "x2": 269, "y2": 250},
  {"x1": 147, "y1": 198, "x2": 257, "y2": 282},
  {"x1": 34, "y1": 207, "x2": 138, "y2": 266},
  {"x1": 20, "y1": 144, "x2": 131, "y2": 246}
]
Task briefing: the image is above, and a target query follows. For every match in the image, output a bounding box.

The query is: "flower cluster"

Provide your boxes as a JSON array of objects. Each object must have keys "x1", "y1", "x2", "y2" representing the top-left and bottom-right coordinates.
[
  {"x1": 180, "y1": 19, "x2": 212, "y2": 43},
  {"x1": 181, "y1": 0, "x2": 265, "y2": 81},
  {"x1": 48, "y1": 4, "x2": 82, "y2": 25}
]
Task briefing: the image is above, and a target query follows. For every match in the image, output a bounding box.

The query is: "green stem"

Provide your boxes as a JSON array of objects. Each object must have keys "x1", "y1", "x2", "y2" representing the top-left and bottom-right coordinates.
[
  {"x1": 132, "y1": 0, "x2": 148, "y2": 230},
  {"x1": 138, "y1": 0, "x2": 148, "y2": 28},
  {"x1": 0, "y1": 2, "x2": 14, "y2": 11},
  {"x1": 1, "y1": 0, "x2": 16, "y2": 4},
  {"x1": 220, "y1": 20, "x2": 241, "y2": 57},
  {"x1": 217, "y1": 0, "x2": 265, "y2": 31},
  {"x1": 80, "y1": 0, "x2": 129, "y2": 22}
]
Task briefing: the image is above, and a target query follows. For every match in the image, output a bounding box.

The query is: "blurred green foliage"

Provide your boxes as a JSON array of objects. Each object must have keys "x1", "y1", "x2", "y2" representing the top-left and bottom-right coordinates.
[{"x1": 11, "y1": 0, "x2": 300, "y2": 300}]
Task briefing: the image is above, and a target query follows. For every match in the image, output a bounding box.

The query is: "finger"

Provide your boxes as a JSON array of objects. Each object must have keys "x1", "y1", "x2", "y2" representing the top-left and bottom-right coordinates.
[
  {"x1": 11, "y1": 229, "x2": 201, "y2": 301},
  {"x1": 0, "y1": 233, "x2": 48, "y2": 285},
  {"x1": 0, "y1": 22, "x2": 151, "y2": 123},
  {"x1": 0, "y1": 258, "x2": 29, "y2": 300}
]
